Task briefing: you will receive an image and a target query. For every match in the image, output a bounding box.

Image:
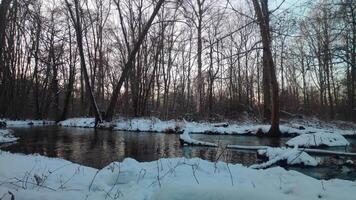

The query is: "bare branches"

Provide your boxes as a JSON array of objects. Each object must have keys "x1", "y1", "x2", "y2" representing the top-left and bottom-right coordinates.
[{"x1": 0, "y1": 0, "x2": 354, "y2": 121}]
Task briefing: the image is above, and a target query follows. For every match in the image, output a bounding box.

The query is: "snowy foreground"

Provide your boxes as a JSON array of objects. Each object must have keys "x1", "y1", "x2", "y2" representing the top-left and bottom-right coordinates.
[{"x1": 0, "y1": 151, "x2": 356, "y2": 200}]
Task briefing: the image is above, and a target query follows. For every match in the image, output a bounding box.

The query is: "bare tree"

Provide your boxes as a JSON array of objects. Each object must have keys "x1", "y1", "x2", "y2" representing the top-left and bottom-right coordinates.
[
  {"x1": 65, "y1": 0, "x2": 103, "y2": 123},
  {"x1": 252, "y1": 0, "x2": 281, "y2": 136},
  {"x1": 105, "y1": 0, "x2": 165, "y2": 121}
]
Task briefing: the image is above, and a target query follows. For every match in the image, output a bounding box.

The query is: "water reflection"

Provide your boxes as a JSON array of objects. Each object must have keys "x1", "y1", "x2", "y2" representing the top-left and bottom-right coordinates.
[
  {"x1": 3, "y1": 127, "x2": 262, "y2": 168},
  {"x1": 4, "y1": 127, "x2": 187, "y2": 168},
  {"x1": 2, "y1": 126, "x2": 356, "y2": 180}
]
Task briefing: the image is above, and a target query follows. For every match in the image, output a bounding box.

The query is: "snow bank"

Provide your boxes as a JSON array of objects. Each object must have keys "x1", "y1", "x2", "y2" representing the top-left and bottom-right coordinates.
[
  {"x1": 286, "y1": 132, "x2": 350, "y2": 148},
  {"x1": 180, "y1": 119, "x2": 356, "y2": 137},
  {"x1": 0, "y1": 119, "x2": 55, "y2": 127},
  {"x1": 287, "y1": 118, "x2": 356, "y2": 136},
  {"x1": 113, "y1": 117, "x2": 181, "y2": 132},
  {"x1": 58, "y1": 118, "x2": 96, "y2": 128},
  {"x1": 57, "y1": 117, "x2": 356, "y2": 138},
  {"x1": 181, "y1": 118, "x2": 356, "y2": 136},
  {"x1": 183, "y1": 121, "x2": 297, "y2": 135},
  {"x1": 251, "y1": 147, "x2": 318, "y2": 169},
  {"x1": 0, "y1": 151, "x2": 356, "y2": 200},
  {"x1": 0, "y1": 129, "x2": 18, "y2": 144},
  {"x1": 57, "y1": 117, "x2": 303, "y2": 135},
  {"x1": 174, "y1": 120, "x2": 355, "y2": 136},
  {"x1": 120, "y1": 119, "x2": 309, "y2": 136}
]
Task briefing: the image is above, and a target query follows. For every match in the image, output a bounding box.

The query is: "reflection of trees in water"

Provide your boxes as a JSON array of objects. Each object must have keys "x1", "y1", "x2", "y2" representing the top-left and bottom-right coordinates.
[
  {"x1": 4, "y1": 128, "x2": 267, "y2": 168},
  {"x1": 5, "y1": 127, "x2": 63, "y2": 158},
  {"x1": 121, "y1": 133, "x2": 181, "y2": 163},
  {"x1": 229, "y1": 150, "x2": 257, "y2": 166},
  {"x1": 185, "y1": 147, "x2": 217, "y2": 162},
  {"x1": 182, "y1": 146, "x2": 258, "y2": 166},
  {"x1": 269, "y1": 138, "x2": 281, "y2": 147},
  {"x1": 154, "y1": 134, "x2": 181, "y2": 159}
]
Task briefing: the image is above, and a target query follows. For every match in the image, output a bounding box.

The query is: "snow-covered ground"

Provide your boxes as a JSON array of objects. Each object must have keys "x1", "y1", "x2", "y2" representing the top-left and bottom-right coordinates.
[
  {"x1": 1, "y1": 116, "x2": 354, "y2": 137},
  {"x1": 0, "y1": 129, "x2": 18, "y2": 144},
  {"x1": 287, "y1": 117, "x2": 356, "y2": 136},
  {"x1": 58, "y1": 117, "x2": 96, "y2": 128},
  {"x1": 177, "y1": 119, "x2": 356, "y2": 136},
  {"x1": 57, "y1": 117, "x2": 356, "y2": 137},
  {"x1": 251, "y1": 147, "x2": 319, "y2": 169},
  {"x1": 286, "y1": 132, "x2": 350, "y2": 148},
  {"x1": 0, "y1": 151, "x2": 355, "y2": 200},
  {"x1": 0, "y1": 119, "x2": 55, "y2": 127},
  {"x1": 112, "y1": 117, "x2": 181, "y2": 132}
]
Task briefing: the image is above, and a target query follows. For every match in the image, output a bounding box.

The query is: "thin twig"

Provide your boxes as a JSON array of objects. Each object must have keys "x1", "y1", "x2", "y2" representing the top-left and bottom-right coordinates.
[
  {"x1": 191, "y1": 164, "x2": 199, "y2": 184},
  {"x1": 89, "y1": 169, "x2": 100, "y2": 192},
  {"x1": 156, "y1": 160, "x2": 161, "y2": 188},
  {"x1": 226, "y1": 163, "x2": 234, "y2": 186}
]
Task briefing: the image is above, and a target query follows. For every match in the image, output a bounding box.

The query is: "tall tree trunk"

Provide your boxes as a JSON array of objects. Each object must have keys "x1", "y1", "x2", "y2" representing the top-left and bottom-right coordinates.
[
  {"x1": 32, "y1": 8, "x2": 41, "y2": 119},
  {"x1": 252, "y1": 0, "x2": 281, "y2": 136},
  {"x1": 260, "y1": 0, "x2": 271, "y2": 122},
  {"x1": 196, "y1": 0, "x2": 204, "y2": 114}
]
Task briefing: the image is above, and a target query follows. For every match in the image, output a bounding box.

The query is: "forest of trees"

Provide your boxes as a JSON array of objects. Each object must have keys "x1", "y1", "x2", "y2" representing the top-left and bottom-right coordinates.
[{"x1": 0, "y1": 0, "x2": 355, "y2": 124}]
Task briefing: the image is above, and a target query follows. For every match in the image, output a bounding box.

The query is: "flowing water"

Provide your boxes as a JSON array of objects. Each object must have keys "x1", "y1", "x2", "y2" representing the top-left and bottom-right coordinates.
[{"x1": 1, "y1": 126, "x2": 356, "y2": 180}]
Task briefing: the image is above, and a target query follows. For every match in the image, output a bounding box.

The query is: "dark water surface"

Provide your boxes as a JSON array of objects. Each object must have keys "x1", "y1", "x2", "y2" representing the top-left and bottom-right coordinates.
[{"x1": 2, "y1": 126, "x2": 356, "y2": 180}]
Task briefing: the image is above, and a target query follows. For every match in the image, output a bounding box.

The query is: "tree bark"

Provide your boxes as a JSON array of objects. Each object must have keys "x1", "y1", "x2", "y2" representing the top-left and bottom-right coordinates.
[
  {"x1": 252, "y1": 0, "x2": 281, "y2": 136},
  {"x1": 196, "y1": 0, "x2": 204, "y2": 114}
]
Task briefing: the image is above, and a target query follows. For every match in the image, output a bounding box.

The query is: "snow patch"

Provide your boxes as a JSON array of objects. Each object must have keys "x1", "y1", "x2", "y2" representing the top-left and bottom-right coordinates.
[
  {"x1": 251, "y1": 147, "x2": 318, "y2": 169},
  {"x1": 286, "y1": 132, "x2": 350, "y2": 147},
  {"x1": 58, "y1": 118, "x2": 96, "y2": 128},
  {"x1": 113, "y1": 117, "x2": 180, "y2": 132},
  {"x1": 0, "y1": 119, "x2": 55, "y2": 127},
  {"x1": 0, "y1": 129, "x2": 18, "y2": 144}
]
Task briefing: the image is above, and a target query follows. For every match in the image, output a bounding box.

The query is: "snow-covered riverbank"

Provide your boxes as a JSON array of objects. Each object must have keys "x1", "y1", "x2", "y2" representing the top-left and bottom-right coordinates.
[
  {"x1": 0, "y1": 150, "x2": 355, "y2": 200},
  {"x1": 0, "y1": 119, "x2": 55, "y2": 127},
  {"x1": 57, "y1": 117, "x2": 354, "y2": 155},
  {"x1": 58, "y1": 117, "x2": 356, "y2": 137}
]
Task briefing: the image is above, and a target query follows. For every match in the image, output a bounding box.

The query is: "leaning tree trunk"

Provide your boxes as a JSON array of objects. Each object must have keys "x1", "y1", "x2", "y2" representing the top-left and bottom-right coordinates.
[
  {"x1": 65, "y1": 0, "x2": 102, "y2": 124},
  {"x1": 105, "y1": 0, "x2": 165, "y2": 121},
  {"x1": 252, "y1": 0, "x2": 281, "y2": 137}
]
